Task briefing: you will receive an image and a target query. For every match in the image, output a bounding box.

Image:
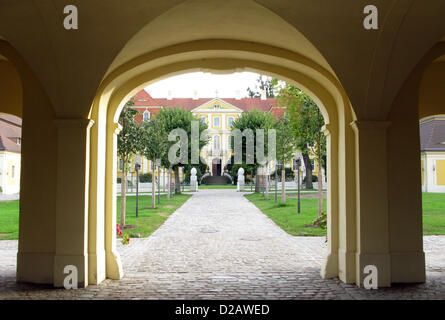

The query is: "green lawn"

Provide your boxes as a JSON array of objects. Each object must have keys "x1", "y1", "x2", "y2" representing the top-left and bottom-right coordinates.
[
  {"x1": 422, "y1": 193, "x2": 445, "y2": 235},
  {"x1": 245, "y1": 192, "x2": 445, "y2": 237},
  {"x1": 0, "y1": 200, "x2": 19, "y2": 240},
  {"x1": 1, "y1": 192, "x2": 445, "y2": 240},
  {"x1": 117, "y1": 194, "x2": 192, "y2": 238},
  {"x1": 244, "y1": 193, "x2": 327, "y2": 236}
]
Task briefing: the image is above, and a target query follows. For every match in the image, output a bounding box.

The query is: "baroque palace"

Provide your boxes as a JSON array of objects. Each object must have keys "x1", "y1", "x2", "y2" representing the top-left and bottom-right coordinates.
[{"x1": 118, "y1": 89, "x2": 322, "y2": 184}]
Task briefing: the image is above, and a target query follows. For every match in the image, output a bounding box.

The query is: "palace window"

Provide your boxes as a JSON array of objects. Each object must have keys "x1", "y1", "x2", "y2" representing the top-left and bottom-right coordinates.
[
  {"x1": 213, "y1": 135, "x2": 221, "y2": 152},
  {"x1": 227, "y1": 117, "x2": 234, "y2": 128},
  {"x1": 200, "y1": 117, "x2": 207, "y2": 125},
  {"x1": 143, "y1": 110, "x2": 151, "y2": 122},
  {"x1": 227, "y1": 135, "x2": 232, "y2": 150},
  {"x1": 213, "y1": 116, "x2": 220, "y2": 128}
]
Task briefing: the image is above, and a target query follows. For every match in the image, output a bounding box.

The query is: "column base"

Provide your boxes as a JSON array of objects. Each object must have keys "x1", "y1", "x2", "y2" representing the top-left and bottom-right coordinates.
[
  {"x1": 390, "y1": 251, "x2": 425, "y2": 283},
  {"x1": 88, "y1": 250, "x2": 106, "y2": 285},
  {"x1": 355, "y1": 253, "x2": 391, "y2": 287},
  {"x1": 17, "y1": 252, "x2": 55, "y2": 284},
  {"x1": 321, "y1": 252, "x2": 338, "y2": 279},
  {"x1": 338, "y1": 248, "x2": 356, "y2": 283},
  {"x1": 106, "y1": 249, "x2": 123, "y2": 280},
  {"x1": 54, "y1": 253, "x2": 88, "y2": 288}
]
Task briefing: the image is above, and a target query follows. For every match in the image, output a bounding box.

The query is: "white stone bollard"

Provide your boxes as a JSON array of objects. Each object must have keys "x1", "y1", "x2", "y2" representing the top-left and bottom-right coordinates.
[
  {"x1": 190, "y1": 167, "x2": 198, "y2": 192},
  {"x1": 237, "y1": 167, "x2": 245, "y2": 192}
]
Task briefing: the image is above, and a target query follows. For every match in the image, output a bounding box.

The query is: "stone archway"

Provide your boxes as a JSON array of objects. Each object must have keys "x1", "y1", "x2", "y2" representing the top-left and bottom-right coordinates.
[
  {"x1": 8, "y1": 0, "x2": 443, "y2": 289},
  {"x1": 88, "y1": 38, "x2": 355, "y2": 288},
  {"x1": 0, "y1": 40, "x2": 59, "y2": 285}
]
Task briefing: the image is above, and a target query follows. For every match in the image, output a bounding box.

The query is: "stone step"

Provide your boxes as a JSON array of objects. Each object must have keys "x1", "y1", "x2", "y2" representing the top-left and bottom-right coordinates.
[{"x1": 205, "y1": 176, "x2": 228, "y2": 185}]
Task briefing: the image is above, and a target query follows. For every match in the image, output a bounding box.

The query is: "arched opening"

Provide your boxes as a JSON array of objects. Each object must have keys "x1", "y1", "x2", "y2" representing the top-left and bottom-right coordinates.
[
  {"x1": 418, "y1": 51, "x2": 445, "y2": 277},
  {"x1": 87, "y1": 32, "x2": 356, "y2": 288},
  {"x1": 383, "y1": 40, "x2": 445, "y2": 286},
  {"x1": 0, "y1": 54, "x2": 23, "y2": 283},
  {"x1": 0, "y1": 39, "x2": 59, "y2": 287}
]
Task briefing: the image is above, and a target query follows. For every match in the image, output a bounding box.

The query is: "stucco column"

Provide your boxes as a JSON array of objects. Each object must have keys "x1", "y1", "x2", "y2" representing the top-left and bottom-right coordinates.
[
  {"x1": 320, "y1": 124, "x2": 339, "y2": 279},
  {"x1": 351, "y1": 120, "x2": 391, "y2": 287},
  {"x1": 386, "y1": 88, "x2": 425, "y2": 283},
  {"x1": 53, "y1": 119, "x2": 93, "y2": 288},
  {"x1": 104, "y1": 122, "x2": 124, "y2": 280}
]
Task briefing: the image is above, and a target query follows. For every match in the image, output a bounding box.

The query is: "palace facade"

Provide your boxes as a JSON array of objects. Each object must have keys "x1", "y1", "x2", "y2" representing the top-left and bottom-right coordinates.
[{"x1": 118, "y1": 89, "x2": 325, "y2": 184}]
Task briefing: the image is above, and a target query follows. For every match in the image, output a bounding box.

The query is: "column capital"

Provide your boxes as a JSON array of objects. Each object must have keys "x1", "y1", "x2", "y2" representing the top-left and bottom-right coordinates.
[
  {"x1": 55, "y1": 118, "x2": 94, "y2": 129},
  {"x1": 108, "y1": 122, "x2": 123, "y2": 135},
  {"x1": 321, "y1": 123, "x2": 333, "y2": 136}
]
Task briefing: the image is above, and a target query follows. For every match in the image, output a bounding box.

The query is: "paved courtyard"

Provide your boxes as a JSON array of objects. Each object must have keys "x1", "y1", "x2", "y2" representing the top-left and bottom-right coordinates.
[{"x1": 1, "y1": 189, "x2": 445, "y2": 299}]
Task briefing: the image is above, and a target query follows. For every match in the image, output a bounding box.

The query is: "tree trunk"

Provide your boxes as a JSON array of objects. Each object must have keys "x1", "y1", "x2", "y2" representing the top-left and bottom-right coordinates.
[
  {"x1": 152, "y1": 160, "x2": 156, "y2": 208},
  {"x1": 168, "y1": 167, "x2": 172, "y2": 201},
  {"x1": 174, "y1": 166, "x2": 181, "y2": 194},
  {"x1": 318, "y1": 159, "x2": 323, "y2": 217},
  {"x1": 255, "y1": 170, "x2": 260, "y2": 193},
  {"x1": 120, "y1": 157, "x2": 127, "y2": 228},
  {"x1": 302, "y1": 153, "x2": 313, "y2": 189},
  {"x1": 281, "y1": 167, "x2": 286, "y2": 204}
]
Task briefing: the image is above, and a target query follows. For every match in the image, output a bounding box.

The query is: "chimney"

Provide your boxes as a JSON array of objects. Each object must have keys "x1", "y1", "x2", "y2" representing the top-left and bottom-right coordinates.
[
  {"x1": 193, "y1": 90, "x2": 199, "y2": 100},
  {"x1": 261, "y1": 89, "x2": 267, "y2": 100},
  {"x1": 235, "y1": 90, "x2": 241, "y2": 100},
  {"x1": 167, "y1": 90, "x2": 172, "y2": 100}
]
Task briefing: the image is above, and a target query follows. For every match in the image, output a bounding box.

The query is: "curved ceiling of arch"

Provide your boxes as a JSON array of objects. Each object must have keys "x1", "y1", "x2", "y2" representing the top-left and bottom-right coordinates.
[{"x1": 106, "y1": 0, "x2": 334, "y2": 78}]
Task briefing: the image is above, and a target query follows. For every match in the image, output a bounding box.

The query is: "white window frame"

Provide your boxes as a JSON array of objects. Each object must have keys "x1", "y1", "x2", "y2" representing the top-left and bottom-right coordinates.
[
  {"x1": 143, "y1": 110, "x2": 151, "y2": 122},
  {"x1": 213, "y1": 116, "x2": 220, "y2": 128},
  {"x1": 213, "y1": 135, "x2": 221, "y2": 152}
]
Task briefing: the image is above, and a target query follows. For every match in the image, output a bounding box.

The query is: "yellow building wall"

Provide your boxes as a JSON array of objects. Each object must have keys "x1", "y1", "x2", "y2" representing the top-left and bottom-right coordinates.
[
  {"x1": 437, "y1": 160, "x2": 445, "y2": 186},
  {"x1": 421, "y1": 160, "x2": 424, "y2": 185}
]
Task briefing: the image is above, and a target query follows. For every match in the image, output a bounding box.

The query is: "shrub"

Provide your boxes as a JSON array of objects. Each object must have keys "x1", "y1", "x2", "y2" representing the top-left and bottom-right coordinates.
[
  {"x1": 303, "y1": 175, "x2": 318, "y2": 183},
  {"x1": 139, "y1": 173, "x2": 152, "y2": 183},
  {"x1": 271, "y1": 167, "x2": 295, "y2": 181}
]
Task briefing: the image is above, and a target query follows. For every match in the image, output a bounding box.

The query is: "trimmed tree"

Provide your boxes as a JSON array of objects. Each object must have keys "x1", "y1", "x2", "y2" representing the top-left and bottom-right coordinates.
[
  {"x1": 279, "y1": 85, "x2": 326, "y2": 216},
  {"x1": 141, "y1": 117, "x2": 168, "y2": 209},
  {"x1": 156, "y1": 107, "x2": 208, "y2": 194},
  {"x1": 117, "y1": 99, "x2": 145, "y2": 227},
  {"x1": 230, "y1": 109, "x2": 275, "y2": 193},
  {"x1": 275, "y1": 114, "x2": 297, "y2": 203}
]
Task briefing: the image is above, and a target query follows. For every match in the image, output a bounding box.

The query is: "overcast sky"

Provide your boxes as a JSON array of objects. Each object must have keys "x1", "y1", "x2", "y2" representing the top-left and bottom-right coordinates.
[{"x1": 145, "y1": 72, "x2": 265, "y2": 99}]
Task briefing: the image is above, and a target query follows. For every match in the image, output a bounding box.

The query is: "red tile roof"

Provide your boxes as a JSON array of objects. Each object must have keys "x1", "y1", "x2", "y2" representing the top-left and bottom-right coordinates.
[
  {"x1": 131, "y1": 89, "x2": 278, "y2": 113},
  {"x1": 0, "y1": 115, "x2": 22, "y2": 153},
  {"x1": 269, "y1": 107, "x2": 287, "y2": 117},
  {"x1": 420, "y1": 116, "x2": 445, "y2": 152}
]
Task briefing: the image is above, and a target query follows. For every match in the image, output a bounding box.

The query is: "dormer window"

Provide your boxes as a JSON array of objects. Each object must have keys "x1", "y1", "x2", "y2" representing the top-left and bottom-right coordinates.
[
  {"x1": 213, "y1": 104, "x2": 221, "y2": 110},
  {"x1": 143, "y1": 110, "x2": 151, "y2": 122},
  {"x1": 16, "y1": 138, "x2": 21, "y2": 145}
]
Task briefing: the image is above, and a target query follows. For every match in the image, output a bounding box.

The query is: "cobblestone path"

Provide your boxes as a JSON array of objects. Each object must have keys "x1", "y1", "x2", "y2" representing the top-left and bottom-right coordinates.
[{"x1": 1, "y1": 189, "x2": 445, "y2": 299}]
